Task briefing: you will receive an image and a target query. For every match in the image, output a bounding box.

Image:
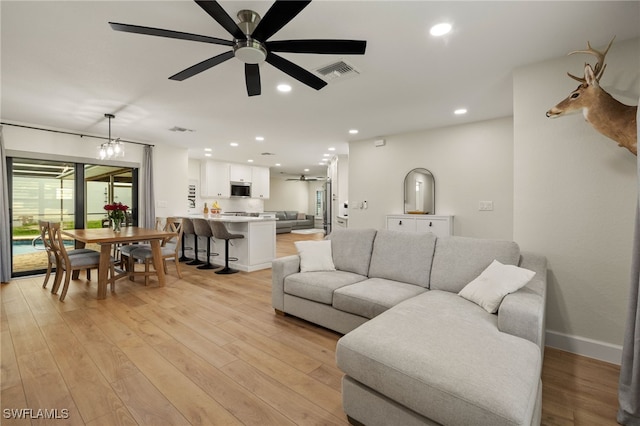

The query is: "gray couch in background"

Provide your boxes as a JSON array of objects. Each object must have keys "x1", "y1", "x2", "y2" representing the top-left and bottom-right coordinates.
[
  {"x1": 268, "y1": 211, "x2": 314, "y2": 233},
  {"x1": 272, "y1": 228, "x2": 547, "y2": 426}
]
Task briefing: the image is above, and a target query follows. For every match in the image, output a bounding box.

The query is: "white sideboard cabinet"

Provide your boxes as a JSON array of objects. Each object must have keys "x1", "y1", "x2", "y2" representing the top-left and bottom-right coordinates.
[{"x1": 386, "y1": 215, "x2": 453, "y2": 238}]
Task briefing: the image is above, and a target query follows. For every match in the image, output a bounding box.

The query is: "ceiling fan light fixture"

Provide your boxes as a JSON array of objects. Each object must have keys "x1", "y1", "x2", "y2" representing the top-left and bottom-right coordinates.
[{"x1": 233, "y1": 39, "x2": 267, "y2": 64}]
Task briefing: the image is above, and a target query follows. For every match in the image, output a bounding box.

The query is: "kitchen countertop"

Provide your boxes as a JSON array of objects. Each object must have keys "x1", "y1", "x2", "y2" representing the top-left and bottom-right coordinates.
[{"x1": 187, "y1": 214, "x2": 275, "y2": 222}]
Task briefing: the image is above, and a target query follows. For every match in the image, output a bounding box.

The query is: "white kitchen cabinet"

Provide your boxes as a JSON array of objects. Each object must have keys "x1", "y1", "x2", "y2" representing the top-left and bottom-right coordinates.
[
  {"x1": 386, "y1": 215, "x2": 453, "y2": 238},
  {"x1": 251, "y1": 166, "x2": 270, "y2": 199},
  {"x1": 229, "y1": 164, "x2": 252, "y2": 183},
  {"x1": 201, "y1": 161, "x2": 230, "y2": 198}
]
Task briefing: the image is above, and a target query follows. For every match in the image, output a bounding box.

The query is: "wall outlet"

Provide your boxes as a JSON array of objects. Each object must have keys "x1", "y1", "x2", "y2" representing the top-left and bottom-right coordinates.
[{"x1": 479, "y1": 201, "x2": 493, "y2": 211}]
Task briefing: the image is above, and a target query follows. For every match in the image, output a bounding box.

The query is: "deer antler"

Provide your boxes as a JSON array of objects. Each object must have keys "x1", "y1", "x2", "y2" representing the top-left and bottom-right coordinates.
[{"x1": 566, "y1": 36, "x2": 615, "y2": 83}]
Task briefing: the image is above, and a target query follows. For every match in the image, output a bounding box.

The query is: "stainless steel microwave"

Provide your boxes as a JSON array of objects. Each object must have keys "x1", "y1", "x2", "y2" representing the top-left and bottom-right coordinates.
[{"x1": 230, "y1": 182, "x2": 251, "y2": 198}]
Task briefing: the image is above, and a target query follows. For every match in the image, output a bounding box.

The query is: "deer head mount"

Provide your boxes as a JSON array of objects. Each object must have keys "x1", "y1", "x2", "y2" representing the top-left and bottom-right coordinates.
[{"x1": 546, "y1": 37, "x2": 638, "y2": 156}]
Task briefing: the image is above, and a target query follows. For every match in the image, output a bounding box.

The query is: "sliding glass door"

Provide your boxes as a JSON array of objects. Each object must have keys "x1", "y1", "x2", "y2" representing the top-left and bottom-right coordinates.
[
  {"x1": 10, "y1": 158, "x2": 75, "y2": 275},
  {"x1": 9, "y1": 157, "x2": 136, "y2": 277}
]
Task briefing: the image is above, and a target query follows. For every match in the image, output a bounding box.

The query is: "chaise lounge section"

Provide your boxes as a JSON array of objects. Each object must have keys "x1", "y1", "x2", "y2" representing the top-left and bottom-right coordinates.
[{"x1": 272, "y1": 228, "x2": 547, "y2": 426}]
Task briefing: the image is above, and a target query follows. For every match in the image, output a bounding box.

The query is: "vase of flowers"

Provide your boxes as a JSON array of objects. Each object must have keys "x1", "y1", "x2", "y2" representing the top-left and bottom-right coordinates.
[{"x1": 104, "y1": 202, "x2": 128, "y2": 232}]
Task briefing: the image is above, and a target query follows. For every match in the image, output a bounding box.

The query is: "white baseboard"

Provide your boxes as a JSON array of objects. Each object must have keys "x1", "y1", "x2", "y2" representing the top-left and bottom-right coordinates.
[{"x1": 545, "y1": 330, "x2": 623, "y2": 365}]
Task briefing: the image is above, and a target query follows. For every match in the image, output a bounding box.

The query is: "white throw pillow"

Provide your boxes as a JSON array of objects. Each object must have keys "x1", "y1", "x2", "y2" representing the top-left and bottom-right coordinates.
[
  {"x1": 295, "y1": 240, "x2": 336, "y2": 272},
  {"x1": 458, "y1": 259, "x2": 535, "y2": 313}
]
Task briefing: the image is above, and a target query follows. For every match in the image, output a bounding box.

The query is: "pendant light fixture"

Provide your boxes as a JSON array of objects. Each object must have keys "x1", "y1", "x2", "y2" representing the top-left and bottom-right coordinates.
[{"x1": 98, "y1": 113, "x2": 125, "y2": 160}]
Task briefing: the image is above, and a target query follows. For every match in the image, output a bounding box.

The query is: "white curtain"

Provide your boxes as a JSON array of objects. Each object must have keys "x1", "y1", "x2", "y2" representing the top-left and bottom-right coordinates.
[
  {"x1": 617, "y1": 99, "x2": 640, "y2": 425},
  {"x1": 0, "y1": 126, "x2": 11, "y2": 283},
  {"x1": 142, "y1": 145, "x2": 155, "y2": 228}
]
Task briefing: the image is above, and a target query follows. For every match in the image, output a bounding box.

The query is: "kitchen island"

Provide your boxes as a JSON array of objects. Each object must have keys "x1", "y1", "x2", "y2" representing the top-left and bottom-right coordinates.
[{"x1": 186, "y1": 215, "x2": 276, "y2": 272}]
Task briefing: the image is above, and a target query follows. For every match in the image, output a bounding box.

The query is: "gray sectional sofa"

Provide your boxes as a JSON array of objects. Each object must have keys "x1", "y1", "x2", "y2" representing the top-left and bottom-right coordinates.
[
  {"x1": 268, "y1": 210, "x2": 314, "y2": 233},
  {"x1": 272, "y1": 228, "x2": 547, "y2": 426}
]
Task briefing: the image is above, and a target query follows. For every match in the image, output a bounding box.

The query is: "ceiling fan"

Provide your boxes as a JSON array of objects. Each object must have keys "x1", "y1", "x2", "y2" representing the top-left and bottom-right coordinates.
[
  {"x1": 109, "y1": 0, "x2": 367, "y2": 96},
  {"x1": 286, "y1": 174, "x2": 325, "y2": 182}
]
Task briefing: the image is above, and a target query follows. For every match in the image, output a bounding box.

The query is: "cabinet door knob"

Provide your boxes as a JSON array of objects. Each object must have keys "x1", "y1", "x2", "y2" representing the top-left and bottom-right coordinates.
[
  {"x1": 399, "y1": 220, "x2": 402, "y2": 225},
  {"x1": 429, "y1": 221, "x2": 433, "y2": 227}
]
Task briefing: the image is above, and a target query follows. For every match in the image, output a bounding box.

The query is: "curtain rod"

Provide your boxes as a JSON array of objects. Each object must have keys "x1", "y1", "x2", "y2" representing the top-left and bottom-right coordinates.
[{"x1": 0, "y1": 122, "x2": 154, "y2": 147}]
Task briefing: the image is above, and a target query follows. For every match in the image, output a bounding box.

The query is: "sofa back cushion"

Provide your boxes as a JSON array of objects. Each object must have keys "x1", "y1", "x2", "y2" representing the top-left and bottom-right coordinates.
[
  {"x1": 275, "y1": 211, "x2": 287, "y2": 221},
  {"x1": 368, "y1": 230, "x2": 437, "y2": 287},
  {"x1": 430, "y1": 236, "x2": 521, "y2": 293},
  {"x1": 328, "y1": 228, "x2": 377, "y2": 276},
  {"x1": 285, "y1": 211, "x2": 298, "y2": 220}
]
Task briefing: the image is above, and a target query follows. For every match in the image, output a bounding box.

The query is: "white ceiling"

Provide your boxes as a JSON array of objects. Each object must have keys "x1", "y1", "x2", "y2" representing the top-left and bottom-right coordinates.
[{"x1": 2, "y1": 1, "x2": 639, "y2": 178}]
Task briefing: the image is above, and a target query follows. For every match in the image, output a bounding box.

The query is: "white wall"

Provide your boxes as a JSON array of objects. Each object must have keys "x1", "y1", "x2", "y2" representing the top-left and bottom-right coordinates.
[
  {"x1": 513, "y1": 37, "x2": 639, "y2": 359},
  {"x1": 3, "y1": 123, "x2": 189, "y2": 222},
  {"x1": 348, "y1": 117, "x2": 515, "y2": 240},
  {"x1": 263, "y1": 177, "x2": 308, "y2": 213}
]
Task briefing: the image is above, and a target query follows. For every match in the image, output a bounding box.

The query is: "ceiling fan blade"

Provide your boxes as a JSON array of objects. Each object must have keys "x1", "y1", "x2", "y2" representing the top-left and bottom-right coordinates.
[
  {"x1": 194, "y1": 0, "x2": 245, "y2": 40},
  {"x1": 267, "y1": 39, "x2": 367, "y2": 55},
  {"x1": 245, "y1": 64, "x2": 261, "y2": 96},
  {"x1": 109, "y1": 22, "x2": 233, "y2": 46},
  {"x1": 251, "y1": 1, "x2": 311, "y2": 42},
  {"x1": 169, "y1": 50, "x2": 234, "y2": 81},
  {"x1": 266, "y1": 53, "x2": 327, "y2": 90}
]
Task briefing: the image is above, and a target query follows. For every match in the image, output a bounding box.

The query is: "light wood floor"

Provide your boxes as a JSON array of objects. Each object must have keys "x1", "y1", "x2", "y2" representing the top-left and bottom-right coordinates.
[{"x1": 1, "y1": 232, "x2": 621, "y2": 425}]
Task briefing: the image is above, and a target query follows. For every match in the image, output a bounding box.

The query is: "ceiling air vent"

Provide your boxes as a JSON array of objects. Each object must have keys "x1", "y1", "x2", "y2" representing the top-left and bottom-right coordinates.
[{"x1": 315, "y1": 60, "x2": 360, "y2": 82}]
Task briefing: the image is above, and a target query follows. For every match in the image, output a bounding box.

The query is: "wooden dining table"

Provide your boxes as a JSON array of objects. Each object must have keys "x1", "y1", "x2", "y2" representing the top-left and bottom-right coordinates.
[{"x1": 61, "y1": 227, "x2": 176, "y2": 299}]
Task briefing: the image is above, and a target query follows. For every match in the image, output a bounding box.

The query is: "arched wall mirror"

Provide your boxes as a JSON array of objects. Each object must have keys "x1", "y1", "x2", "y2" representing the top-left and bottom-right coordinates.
[{"x1": 404, "y1": 168, "x2": 435, "y2": 214}]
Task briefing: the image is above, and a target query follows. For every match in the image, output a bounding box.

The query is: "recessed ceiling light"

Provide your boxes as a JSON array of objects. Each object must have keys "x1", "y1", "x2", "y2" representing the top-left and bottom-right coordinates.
[
  {"x1": 204, "y1": 153, "x2": 212, "y2": 157},
  {"x1": 323, "y1": 153, "x2": 330, "y2": 157},
  {"x1": 204, "y1": 148, "x2": 212, "y2": 152},
  {"x1": 247, "y1": 159, "x2": 254, "y2": 163},
  {"x1": 255, "y1": 136, "x2": 264, "y2": 141},
  {"x1": 277, "y1": 84, "x2": 292, "y2": 92},
  {"x1": 275, "y1": 163, "x2": 281, "y2": 167},
  {"x1": 430, "y1": 22, "x2": 452, "y2": 36},
  {"x1": 328, "y1": 147, "x2": 336, "y2": 151},
  {"x1": 349, "y1": 129, "x2": 359, "y2": 134},
  {"x1": 304, "y1": 168, "x2": 310, "y2": 172},
  {"x1": 230, "y1": 142, "x2": 239, "y2": 147},
  {"x1": 454, "y1": 108, "x2": 467, "y2": 115}
]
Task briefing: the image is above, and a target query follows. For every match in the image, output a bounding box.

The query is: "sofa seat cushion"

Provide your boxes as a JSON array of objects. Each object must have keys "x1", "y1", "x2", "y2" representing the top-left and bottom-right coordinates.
[
  {"x1": 284, "y1": 271, "x2": 367, "y2": 304},
  {"x1": 431, "y1": 236, "x2": 521, "y2": 293},
  {"x1": 336, "y1": 291, "x2": 541, "y2": 426},
  {"x1": 333, "y1": 278, "x2": 428, "y2": 319},
  {"x1": 368, "y1": 230, "x2": 437, "y2": 288}
]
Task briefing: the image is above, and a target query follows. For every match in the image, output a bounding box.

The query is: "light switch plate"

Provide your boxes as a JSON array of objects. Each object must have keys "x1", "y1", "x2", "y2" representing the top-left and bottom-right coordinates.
[{"x1": 479, "y1": 201, "x2": 493, "y2": 211}]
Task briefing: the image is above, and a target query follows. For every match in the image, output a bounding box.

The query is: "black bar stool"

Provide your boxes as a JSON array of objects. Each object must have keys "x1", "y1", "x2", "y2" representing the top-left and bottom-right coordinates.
[
  {"x1": 179, "y1": 217, "x2": 193, "y2": 262},
  {"x1": 192, "y1": 218, "x2": 218, "y2": 270},
  {"x1": 183, "y1": 218, "x2": 203, "y2": 266},
  {"x1": 211, "y1": 221, "x2": 244, "y2": 275}
]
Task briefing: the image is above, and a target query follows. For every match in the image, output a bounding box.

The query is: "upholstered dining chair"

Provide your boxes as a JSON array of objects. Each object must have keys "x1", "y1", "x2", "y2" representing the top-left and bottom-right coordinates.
[
  {"x1": 127, "y1": 218, "x2": 183, "y2": 285},
  {"x1": 39, "y1": 220, "x2": 100, "y2": 291},
  {"x1": 48, "y1": 222, "x2": 115, "y2": 301}
]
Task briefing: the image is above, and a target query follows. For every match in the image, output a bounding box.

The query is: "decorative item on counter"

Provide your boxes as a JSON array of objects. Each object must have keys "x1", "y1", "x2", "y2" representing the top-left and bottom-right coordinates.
[
  {"x1": 203, "y1": 202, "x2": 209, "y2": 217},
  {"x1": 104, "y1": 202, "x2": 128, "y2": 232},
  {"x1": 211, "y1": 200, "x2": 221, "y2": 215}
]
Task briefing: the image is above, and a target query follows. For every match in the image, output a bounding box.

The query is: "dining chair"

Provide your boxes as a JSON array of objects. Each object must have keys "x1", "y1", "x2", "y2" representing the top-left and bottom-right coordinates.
[
  {"x1": 119, "y1": 216, "x2": 166, "y2": 269},
  {"x1": 40, "y1": 220, "x2": 101, "y2": 291},
  {"x1": 39, "y1": 220, "x2": 58, "y2": 289},
  {"x1": 48, "y1": 222, "x2": 115, "y2": 301},
  {"x1": 127, "y1": 218, "x2": 183, "y2": 285}
]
